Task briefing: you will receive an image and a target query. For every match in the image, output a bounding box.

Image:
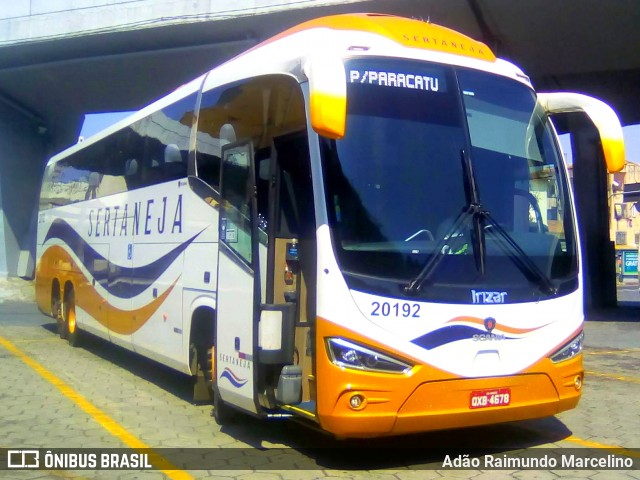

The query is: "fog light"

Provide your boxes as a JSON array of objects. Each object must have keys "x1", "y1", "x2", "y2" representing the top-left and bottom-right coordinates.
[
  {"x1": 349, "y1": 394, "x2": 365, "y2": 410},
  {"x1": 574, "y1": 375, "x2": 583, "y2": 391}
]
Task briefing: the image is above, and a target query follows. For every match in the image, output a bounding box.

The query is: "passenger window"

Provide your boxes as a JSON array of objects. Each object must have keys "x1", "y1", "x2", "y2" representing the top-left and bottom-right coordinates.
[
  {"x1": 140, "y1": 95, "x2": 195, "y2": 186},
  {"x1": 194, "y1": 74, "x2": 306, "y2": 196},
  {"x1": 273, "y1": 132, "x2": 314, "y2": 239},
  {"x1": 220, "y1": 141, "x2": 255, "y2": 264}
]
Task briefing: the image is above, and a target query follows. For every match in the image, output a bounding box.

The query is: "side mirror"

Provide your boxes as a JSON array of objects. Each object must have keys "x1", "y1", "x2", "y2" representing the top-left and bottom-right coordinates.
[
  {"x1": 537, "y1": 92, "x2": 626, "y2": 173},
  {"x1": 305, "y1": 55, "x2": 347, "y2": 139}
]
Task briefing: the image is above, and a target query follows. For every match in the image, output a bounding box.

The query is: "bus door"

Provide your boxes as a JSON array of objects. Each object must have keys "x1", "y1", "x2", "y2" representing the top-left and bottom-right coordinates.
[
  {"x1": 216, "y1": 140, "x2": 261, "y2": 413},
  {"x1": 215, "y1": 138, "x2": 302, "y2": 415},
  {"x1": 262, "y1": 133, "x2": 315, "y2": 411}
]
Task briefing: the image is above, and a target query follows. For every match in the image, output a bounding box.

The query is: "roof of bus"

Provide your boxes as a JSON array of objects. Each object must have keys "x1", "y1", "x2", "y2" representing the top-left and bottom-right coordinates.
[
  {"x1": 202, "y1": 12, "x2": 514, "y2": 95},
  {"x1": 48, "y1": 14, "x2": 510, "y2": 165},
  {"x1": 260, "y1": 13, "x2": 497, "y2": 63}
]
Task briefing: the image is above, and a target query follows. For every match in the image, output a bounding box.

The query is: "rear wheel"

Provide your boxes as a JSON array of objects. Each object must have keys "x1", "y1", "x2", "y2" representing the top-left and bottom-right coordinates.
[
  {"x1": 64, "y1": 288, "x2": 81, "y2": 347},
  {"x1": 52, "y1": 284, "x2": 65, "y2": 339}
]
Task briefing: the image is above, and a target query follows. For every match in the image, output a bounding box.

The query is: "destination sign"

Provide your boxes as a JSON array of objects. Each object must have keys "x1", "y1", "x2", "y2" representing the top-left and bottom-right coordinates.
[{"x1": 349, "y1": 69, "x2": 443, "y2": 92}]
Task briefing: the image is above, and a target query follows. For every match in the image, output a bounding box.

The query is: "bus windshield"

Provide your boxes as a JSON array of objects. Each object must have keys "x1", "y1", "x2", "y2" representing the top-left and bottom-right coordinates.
[{"x1": 321, "y1": 57, "x2": 578, "y2": 303}]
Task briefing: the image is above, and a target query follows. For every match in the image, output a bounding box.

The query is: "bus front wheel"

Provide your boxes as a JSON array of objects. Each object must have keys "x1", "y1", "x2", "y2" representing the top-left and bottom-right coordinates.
[
  {"x1": 213, "y1": 385, "x2": 236, "y2": 426},
  {"x1": 211, "y1": 347, "x2": 236, "y2": 425}
]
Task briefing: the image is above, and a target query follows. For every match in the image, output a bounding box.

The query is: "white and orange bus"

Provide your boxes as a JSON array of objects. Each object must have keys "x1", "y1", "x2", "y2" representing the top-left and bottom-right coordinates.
[{"x1": 35, "y1": 13, "x2": 626, "y2": 438}]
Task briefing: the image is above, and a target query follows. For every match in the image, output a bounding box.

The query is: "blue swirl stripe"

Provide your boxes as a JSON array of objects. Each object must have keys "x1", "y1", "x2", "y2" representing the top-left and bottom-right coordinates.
[
  {"x1": 44, "y1": 218, "x2": 203, "y2": 300},
  {"x1": 220, "y1": 367, "x2": 248, "y2": 388},
  {"x1": 412, "y1": 325, "x2": 515, "y2": 350}
]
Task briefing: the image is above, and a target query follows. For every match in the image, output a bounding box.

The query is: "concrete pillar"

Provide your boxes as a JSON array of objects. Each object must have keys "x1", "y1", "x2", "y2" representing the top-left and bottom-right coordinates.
[{"x1": 0, "y1": 100, "x2": 48, "y2": 277}]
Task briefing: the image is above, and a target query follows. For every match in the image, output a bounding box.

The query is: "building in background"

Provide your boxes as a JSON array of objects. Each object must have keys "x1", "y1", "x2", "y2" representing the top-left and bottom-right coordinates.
[{"x1": 610, "y1": 162, "x2": 640, "y2": 283}]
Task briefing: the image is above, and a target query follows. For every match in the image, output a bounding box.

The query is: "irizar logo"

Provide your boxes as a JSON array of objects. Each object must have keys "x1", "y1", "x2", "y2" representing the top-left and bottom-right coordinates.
[{"x1": 471, "y1": 290, "x2": 507, "y2": 304}]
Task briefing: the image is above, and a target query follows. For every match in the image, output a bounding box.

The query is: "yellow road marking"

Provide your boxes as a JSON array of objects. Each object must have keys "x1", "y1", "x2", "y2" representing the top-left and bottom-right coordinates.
[
  {"x1": 585, "y1": 349, "x2": 640, "y2": 356},
  {"x1": 11, "y1": 337, "x2": 60, "y2": 344},
  {"x1": 0, "y1": 334, "x2": 193, "y2": 480},
  {"x1": 586, "y1": 370, "x2": 640, "y2": 384},
  {"x1": 564, "y1": 436, "x2": 640, "y2": 459}
]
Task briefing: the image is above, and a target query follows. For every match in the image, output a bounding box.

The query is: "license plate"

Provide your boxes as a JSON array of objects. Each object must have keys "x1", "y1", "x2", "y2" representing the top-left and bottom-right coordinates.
[{"x1": 469, "y1": 388, "x2": 511, "y2": 409}]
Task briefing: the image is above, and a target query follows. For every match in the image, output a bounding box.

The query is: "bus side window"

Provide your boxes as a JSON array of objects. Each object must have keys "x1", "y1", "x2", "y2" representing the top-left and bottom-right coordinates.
[
  {"x1": 195, "y1": 154, "x2": 221, "y2": 190},
  {"x1": 194, "y1": 88, "x2": 224, "y2": 191},
  {"x1": 164, "y1": 144, "x2": 187, "y2": 180},
  {"x1": 255, "y1": 149, "x2": 271, "y2": 232},
  {"x1": 124, "y1": 158, "x2": 139, "y2": 190},
  {"x1": 273, "y1": 132, "x2": 314, "y2": 239},
  {"x1": 138, "y1": 94, "x2": 195, "y2": 187},
  {"x1": 69, "y1": 141, "x2": 108, "y2": 202}
]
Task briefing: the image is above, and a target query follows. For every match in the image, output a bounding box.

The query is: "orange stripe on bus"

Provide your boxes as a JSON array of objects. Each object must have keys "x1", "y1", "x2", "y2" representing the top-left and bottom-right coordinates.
[
  {"x1": 38, "y1": 245, "x2": 178, "y2": 335},
  {"x1": 445, "y1": 316, "x2": 546, "y2": 335}
]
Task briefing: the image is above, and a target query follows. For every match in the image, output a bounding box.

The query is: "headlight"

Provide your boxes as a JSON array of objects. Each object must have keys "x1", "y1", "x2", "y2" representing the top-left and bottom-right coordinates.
[
  {"x1": 325, "y1": 337, "x2": 412, "y2": 374},
  {"x1": 550, "y1": 331, "x2": 584, "y2": 363}
]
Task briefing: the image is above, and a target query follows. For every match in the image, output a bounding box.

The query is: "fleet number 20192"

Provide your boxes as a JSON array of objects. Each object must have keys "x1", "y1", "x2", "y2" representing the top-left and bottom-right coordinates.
[{"x1": 371, "y1": 301, "x2": 421, "y2": 318}]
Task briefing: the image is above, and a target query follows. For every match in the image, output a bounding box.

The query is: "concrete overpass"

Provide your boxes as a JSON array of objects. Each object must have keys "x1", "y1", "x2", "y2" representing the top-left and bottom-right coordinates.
[{"x1": 1, "y1": 0, "x2": 639, "y2": 309}]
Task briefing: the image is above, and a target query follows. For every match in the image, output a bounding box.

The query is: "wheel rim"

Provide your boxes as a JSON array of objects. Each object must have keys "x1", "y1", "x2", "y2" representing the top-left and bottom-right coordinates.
[{"x1": 67, "y1": 303, "x2": 76, "y2": 334}]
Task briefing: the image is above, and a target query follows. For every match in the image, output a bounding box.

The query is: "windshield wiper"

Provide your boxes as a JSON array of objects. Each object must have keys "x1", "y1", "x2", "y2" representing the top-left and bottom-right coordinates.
[
  {"x1": 481, "y1": 212, "x2": 558, "y2": 296},
  {"x1": 461, "y1": 148, "x2": 486, "y2": 277},
  {"x1": 405, "y1": 150, "x2": 485, "y2": 295},
  {"x1": 404, "y1": 205, "x2": 472, "y2": 295},
  {"x1": 404, "y1": 149, "x2": 557, "y2": 297}
]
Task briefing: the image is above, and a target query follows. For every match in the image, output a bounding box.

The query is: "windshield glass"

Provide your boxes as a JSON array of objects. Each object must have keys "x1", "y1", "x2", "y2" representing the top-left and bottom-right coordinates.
[{"x1": 320, "y1": 57, "x2": 577, "y2": 303}]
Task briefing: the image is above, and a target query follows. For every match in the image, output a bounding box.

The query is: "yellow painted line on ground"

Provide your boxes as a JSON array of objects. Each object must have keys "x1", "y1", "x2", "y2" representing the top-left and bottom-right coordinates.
[
  {"x1": 586, "y1": 370, "x2": 640, "y2": 384},
  {"x1": 0, "y1": 334, "x2": 194, "y2": 480},
  {"x1": 564, "y1": 436, "x2": 640, "y2": 459},
  {"x1": 585, "y1": 349, "x2": 640, "y2": 356},
  {"x1": 11, "y1": 337, "x2": 61, "y2": 344}
]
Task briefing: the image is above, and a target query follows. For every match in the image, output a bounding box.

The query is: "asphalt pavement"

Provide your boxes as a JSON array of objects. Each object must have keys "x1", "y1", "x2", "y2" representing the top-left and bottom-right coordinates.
[{"x1": 0, "y1": 277, "x2": 638, "y2": 478}]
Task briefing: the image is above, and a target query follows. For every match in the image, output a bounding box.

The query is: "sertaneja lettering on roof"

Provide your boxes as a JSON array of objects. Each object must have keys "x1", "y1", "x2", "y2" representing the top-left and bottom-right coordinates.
[{"x1": 271, "y1": 13, "x2": 497, "y2": 62}]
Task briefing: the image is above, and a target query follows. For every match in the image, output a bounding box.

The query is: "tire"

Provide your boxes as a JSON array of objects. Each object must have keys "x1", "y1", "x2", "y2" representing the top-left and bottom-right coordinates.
[
  {"x1": 64, "y1": 288, "x2": 82, "y2": 347},
  {"x1": 199, "y1": 345, "x2": 213, "y2": 386},
  {"x1": 52, "y1": 285, "x2": 65, "y2": 339},
  {"x1": 211, "y1": 346, "x2": 236, "y2": 425},
  {"x1": 213, "y1": 384, "x2": 236, "y2": 426},
  {"x1": 192, "y1": 344, "x2": 214, "y2": 403}
]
